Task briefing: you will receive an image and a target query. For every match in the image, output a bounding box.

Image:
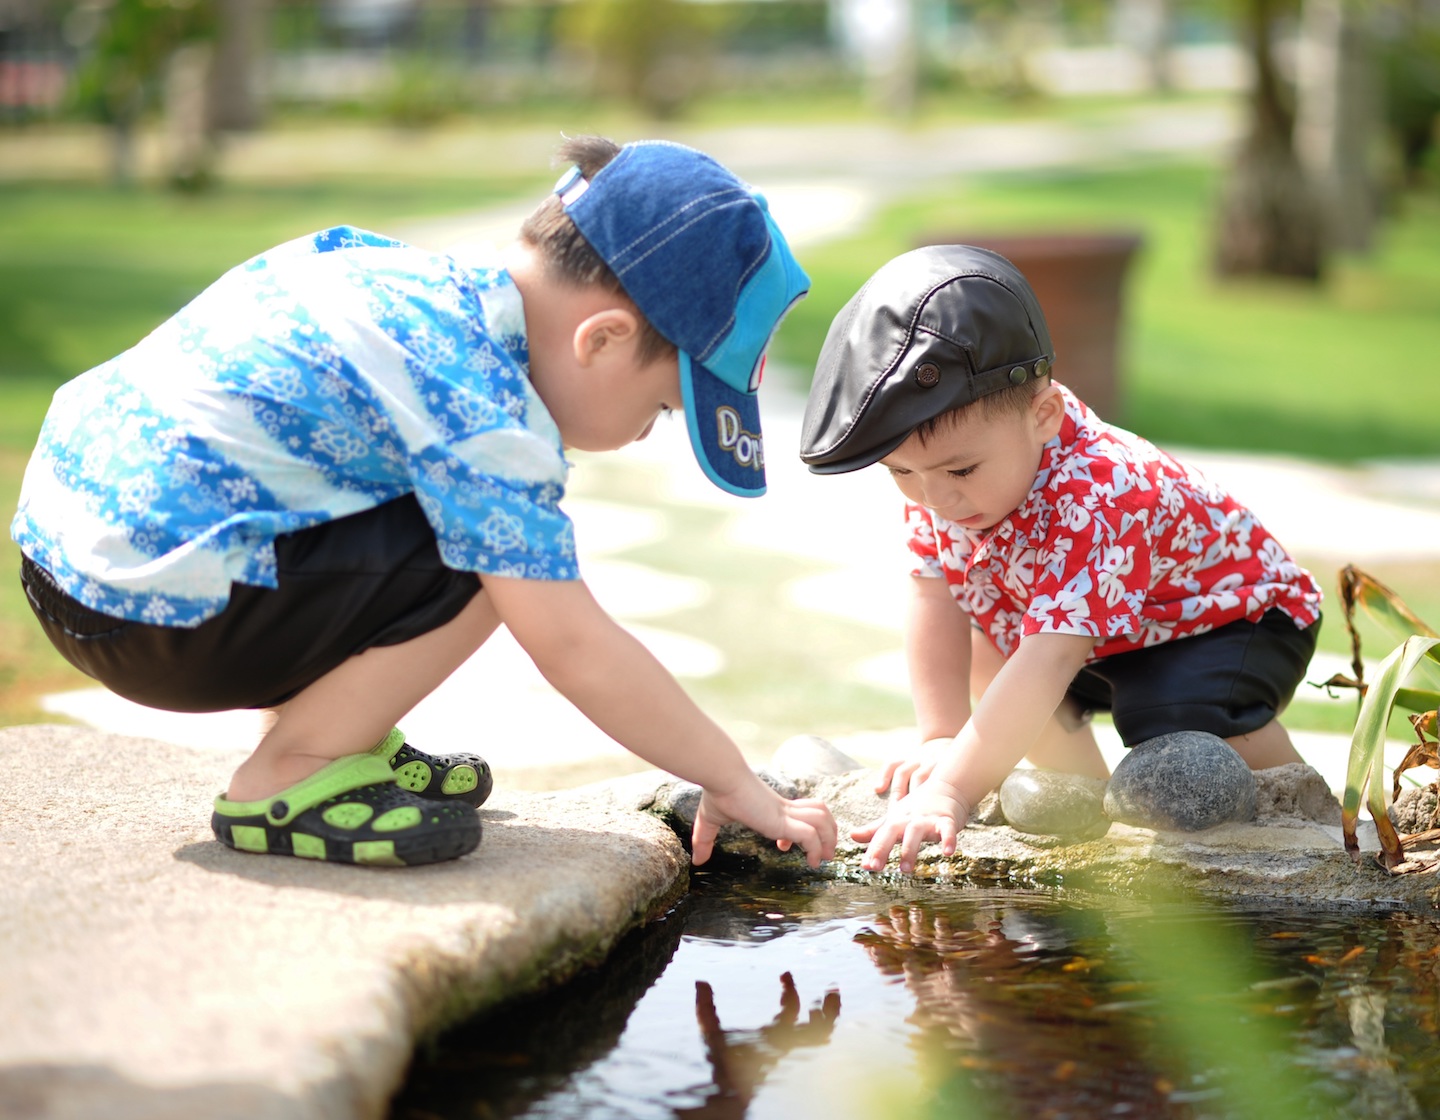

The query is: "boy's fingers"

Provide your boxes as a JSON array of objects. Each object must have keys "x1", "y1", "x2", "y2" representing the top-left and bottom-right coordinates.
[
  {"x1": 788, "y1": 822, "x2": 825, "y2": 868},
  {"x1": 898, "y1": 819, "x2": 937, "y2": 874},
  {"x1": 874, "y1": 760, "x2": 902, "y2": 794},
  {"x1": 862, "y1": 821, "x2": 904, "y2": 871},
  {"x1": 785, "y1": 800, "x2": 838, "y2": 867},
  {"x1": 804, "y1": 799, "x2": 840, "y2": 852},
  {"x1": 938, "y1": 817, "x2": 959, "y2": 857},
  {"x1": 690, "y1": 815, "x2": 716, "y2": 866},
  {"x1": 850, "y1": 813, "x2": 884, "y2": 843}
]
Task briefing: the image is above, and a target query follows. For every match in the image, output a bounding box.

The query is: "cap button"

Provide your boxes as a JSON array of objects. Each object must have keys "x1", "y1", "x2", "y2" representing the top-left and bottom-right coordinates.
[
  {"x1": 915, "y1": 363, "x2": 941, "y2": 388},
  {"x1": 1034, "y1": 357, "x2": 1050, "y2": 379},
  {"x1": 1008, "y1": 366, "x2": 1029, "y2": 386}
]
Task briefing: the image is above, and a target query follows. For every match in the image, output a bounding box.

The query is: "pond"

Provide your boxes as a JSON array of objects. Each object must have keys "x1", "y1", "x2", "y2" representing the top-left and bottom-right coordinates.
[{"x1": 393, "y1": 869, "x2": 1440, "y2": 1119}]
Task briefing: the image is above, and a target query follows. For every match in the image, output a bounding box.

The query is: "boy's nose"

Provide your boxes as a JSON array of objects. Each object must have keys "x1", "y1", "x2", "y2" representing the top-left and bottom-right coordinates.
[{"x1": 920, "y1": 475, "x2": 958, "y2": 508}]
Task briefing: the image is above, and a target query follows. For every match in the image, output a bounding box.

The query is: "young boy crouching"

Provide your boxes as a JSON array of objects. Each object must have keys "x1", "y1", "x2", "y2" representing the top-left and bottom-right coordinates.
[
  {"x1": 800, "y1": 245, "x2": 1321, "y2": 873},
  {"x1": 13, "y1": 137, "x2": 837, "y2": 870}
]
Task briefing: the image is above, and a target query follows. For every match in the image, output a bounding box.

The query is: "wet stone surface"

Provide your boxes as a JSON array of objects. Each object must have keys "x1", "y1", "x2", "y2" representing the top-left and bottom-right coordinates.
[
  {"x1": 616, "y1": 734, "x2": 1440, "y2": 911},
  {"x1": 998, "y1": 768, "x2": 1111, "y2": 841}
]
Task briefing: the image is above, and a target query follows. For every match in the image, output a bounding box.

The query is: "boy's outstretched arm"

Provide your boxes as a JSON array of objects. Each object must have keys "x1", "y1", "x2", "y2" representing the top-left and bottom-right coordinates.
[
  {"x1": 482, "y1": 574, "x2": 838, "y2": 868},
  {"x1": 854, "y1": 630, "x2": 1096, "y2": 873},
  {"x1": 875, "y1": 574, "x2": 975, "y2": 799}
]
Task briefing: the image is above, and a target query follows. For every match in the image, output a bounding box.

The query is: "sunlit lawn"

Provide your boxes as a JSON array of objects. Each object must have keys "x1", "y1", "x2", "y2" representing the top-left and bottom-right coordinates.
[
  {"x1": 776, "y1": 162, "x2": 1440, "y2": 462},
  {"x1": 2, "y1": 123, "x2": 1438, "y2": 740}
]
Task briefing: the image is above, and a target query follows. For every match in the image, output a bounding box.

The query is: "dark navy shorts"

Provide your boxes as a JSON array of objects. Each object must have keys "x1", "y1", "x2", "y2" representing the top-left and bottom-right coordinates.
[
  {"x1": 1064, "y1": 609, "x2": 1321, "y2": 746},
  {"x1": 20, "y1": 495, "x2": 481, "y2": 713}
]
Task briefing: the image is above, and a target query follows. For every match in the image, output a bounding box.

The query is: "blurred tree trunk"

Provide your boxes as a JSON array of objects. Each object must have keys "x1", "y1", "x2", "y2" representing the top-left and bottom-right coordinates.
[
  {"x1": 462, "y1": 0, "x2": 491, "y2": 61},
  {"x1": 109, "y1": 89, "x2": 143, "y2": 189},
  {"x1": 1213, "y1": 0, "x2": 1326, "y2": 280},
  {"x1": 836, "y1": 0, "x2": 919, "y2": 115},
  {"x1": 1114, "y1": 0, "x2": 1176, "y2": 91},
  {"x1": 1295, "y1": 0, "x2": 1381, "y2": 252},
  {"x1": 165, "y1": 40, "x2": 213, "y2": 190},
  {"x1": 71, "y1": 0, "x2": 216, "y2": 188},
  {"x1": 207, "y1": 0, "x2": 267, "y2": 131}
]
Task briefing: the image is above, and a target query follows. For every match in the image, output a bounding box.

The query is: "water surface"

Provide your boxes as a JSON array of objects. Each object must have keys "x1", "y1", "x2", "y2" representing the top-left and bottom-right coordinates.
[{"x1": 395, "y1": 870, "x2": 1440, "y2": 1119}]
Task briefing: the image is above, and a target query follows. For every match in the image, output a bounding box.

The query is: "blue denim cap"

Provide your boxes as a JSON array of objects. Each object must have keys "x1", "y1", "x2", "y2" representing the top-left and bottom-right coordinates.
[{"x1": 556, "y1": 141, "x2": 811, "y2": 497}]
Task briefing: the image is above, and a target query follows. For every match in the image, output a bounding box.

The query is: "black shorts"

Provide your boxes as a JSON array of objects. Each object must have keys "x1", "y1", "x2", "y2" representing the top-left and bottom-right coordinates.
[
  {"x1": 20, "y1": 495, "x2": 481, "y2": 713},
  {"x1": 1065, "y1": 609, "x2": 1321, "y2": 746}
]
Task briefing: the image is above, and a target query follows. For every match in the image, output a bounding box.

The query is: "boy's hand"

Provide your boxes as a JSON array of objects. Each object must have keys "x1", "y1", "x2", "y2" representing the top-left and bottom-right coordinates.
[
  {"x1": 850, "y1": 778, "x2": 972, "y2": 875},
  {"x1": 692, "y1": 781, "x2": 838, "y2": 869},
  {"x1": 873, "y1": 737, "x2": 952, "y2": 799}
]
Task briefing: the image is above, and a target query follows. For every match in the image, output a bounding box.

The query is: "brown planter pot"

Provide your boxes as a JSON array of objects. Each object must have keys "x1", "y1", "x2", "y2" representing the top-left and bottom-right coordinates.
[{"x1": 915, "y1": 231, "x2": 1144, "y2": 421}]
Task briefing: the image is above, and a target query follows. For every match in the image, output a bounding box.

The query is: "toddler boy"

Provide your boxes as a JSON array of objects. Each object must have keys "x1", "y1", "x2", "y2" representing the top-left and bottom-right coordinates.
[
  {"x1": 14, "y1": 136, "x2": 837, "y2": 870},
  {"x1": 800, "y1": 245, "x2": 1321, "y2": 873}
]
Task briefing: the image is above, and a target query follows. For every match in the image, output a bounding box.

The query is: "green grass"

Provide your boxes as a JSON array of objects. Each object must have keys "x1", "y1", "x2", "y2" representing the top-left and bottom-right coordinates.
[
  {"x1": 2, "y1": 133, "x2": 1438, "y2": 743},
  {"x1": 771, "y1": 162, "x2": 1440, "y2": 462},
  {"x1": 0, "y1": 176, "x2": 547, "y2": 405}
]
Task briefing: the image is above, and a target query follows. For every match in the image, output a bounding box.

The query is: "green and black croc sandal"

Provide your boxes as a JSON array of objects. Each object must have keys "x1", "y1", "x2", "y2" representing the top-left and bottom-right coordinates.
[
  {"x1": 211, "y1": 754, "x2": 480, "y2": 866},
  {"x1": 370, "y1": 727, "x2": 494, "y2": 808}
]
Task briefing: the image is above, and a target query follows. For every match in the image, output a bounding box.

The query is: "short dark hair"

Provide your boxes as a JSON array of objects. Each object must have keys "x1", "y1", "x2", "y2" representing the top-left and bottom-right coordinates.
[
  {"x1": 519, "y1": 135, "x2": 676, "y2": 368},
  {"x1": 910, "y1": 373, "x2": 1052, "y2": 448}
]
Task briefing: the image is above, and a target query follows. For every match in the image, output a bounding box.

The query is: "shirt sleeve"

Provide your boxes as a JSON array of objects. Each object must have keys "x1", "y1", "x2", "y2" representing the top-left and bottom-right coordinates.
[
  {"x1": 1022, "y1": 497, "x2": 1153, "y2": 641},
  {"x1": 330, "y1": 251, "x2": 579, "y2": 580},
  {"x1": 904, "y1": 501, "x2": 945, "y2": 579}
]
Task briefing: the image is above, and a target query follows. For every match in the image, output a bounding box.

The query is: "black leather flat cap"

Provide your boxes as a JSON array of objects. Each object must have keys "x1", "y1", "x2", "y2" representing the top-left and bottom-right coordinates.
[{"x1": 800, "y1": 244, "x2": 1055, "y2": 474}]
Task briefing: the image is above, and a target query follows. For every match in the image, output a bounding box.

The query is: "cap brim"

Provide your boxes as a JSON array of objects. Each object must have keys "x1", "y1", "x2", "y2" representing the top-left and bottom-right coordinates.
[
  {"x1": 680, "y1": 351, "x2": 766, "y2": 498},
  {"x1": 801, "y1": 427, "x2": 910, "y2": 475}
]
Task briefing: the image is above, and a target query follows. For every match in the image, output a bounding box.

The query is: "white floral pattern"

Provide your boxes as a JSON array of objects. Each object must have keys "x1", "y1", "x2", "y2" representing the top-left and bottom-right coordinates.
[
  {"x1": 906, "y1": 385, "x2": 1322, "y2": 660},
  {"x1": 12, "y1": 226, "x2": 576, "y2": 627}
]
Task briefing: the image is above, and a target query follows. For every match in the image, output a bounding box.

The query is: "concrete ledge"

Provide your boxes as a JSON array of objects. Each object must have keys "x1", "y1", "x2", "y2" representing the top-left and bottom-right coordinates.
[{"x1": 0, "y1": 726, "x2": 688, "y2": 1120}]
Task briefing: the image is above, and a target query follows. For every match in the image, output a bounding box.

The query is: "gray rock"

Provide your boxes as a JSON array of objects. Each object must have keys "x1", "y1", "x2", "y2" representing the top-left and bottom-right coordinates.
[
  {"x1": 637, "y1": 769, "x2": 805, "y2": 862},
  {"x1": 769, "y1": 734, "x2": 864, "y2": 781},
  {"x1": 998, "y1": 768, "x2": 1111, "y2": 841},
  {"x1": 1103, "y1": 731, "x2": 1258, "y2": 831},
  {"x1": 1390, "y1": 784, "x2": 1440, "y2": 835},
  {"x1": 1254, "y1": 762, "x2": 1343, "y2": 825}
]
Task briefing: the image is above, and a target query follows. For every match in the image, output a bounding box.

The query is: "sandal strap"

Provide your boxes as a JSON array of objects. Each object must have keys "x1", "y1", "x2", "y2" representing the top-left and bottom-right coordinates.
[
  {"x1": 213, "y1": 754, "x2": 397, "y2": 827},
  {"x1": 367, "y1": 727, "x2": 407, "y2": 764}
]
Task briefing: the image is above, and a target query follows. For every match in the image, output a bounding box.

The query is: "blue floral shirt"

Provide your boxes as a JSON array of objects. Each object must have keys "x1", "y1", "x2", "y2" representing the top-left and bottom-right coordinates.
[{"x1": 11, "y1": 226, "x2": 577, "y2": 628}]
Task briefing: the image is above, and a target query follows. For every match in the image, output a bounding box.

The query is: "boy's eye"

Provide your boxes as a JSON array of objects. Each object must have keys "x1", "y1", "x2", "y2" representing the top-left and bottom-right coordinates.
[
  {"x1": 948, "y1": 466, "x2": 977, "y2": 479},
  {"x1": 886, "y1": 466, "x2": 910, "y2": 477}
]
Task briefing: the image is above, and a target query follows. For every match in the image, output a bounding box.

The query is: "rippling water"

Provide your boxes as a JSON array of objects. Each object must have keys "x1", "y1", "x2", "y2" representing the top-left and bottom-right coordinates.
[{"x1": 395, "y1": 870, "x2": 1440, "y2": 1119}]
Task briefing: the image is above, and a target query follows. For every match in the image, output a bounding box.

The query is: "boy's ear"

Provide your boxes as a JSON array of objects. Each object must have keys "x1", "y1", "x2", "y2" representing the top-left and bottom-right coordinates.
[
  {"x1": 574, "y1": 308, "x2": 640, "y2": 366},
  {"x1": 1031, "y1": 382, "x2": 1066, "y2": 440}
]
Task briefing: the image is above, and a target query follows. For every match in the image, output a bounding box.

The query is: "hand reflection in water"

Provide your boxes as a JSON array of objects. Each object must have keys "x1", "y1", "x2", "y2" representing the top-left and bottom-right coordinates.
[
  {"x1": 675, "y1": 971, "x2": 841, "y2": 1119},
  {"x1": 858, "y1": 903, "x2": 1177, "y2": 1116}
]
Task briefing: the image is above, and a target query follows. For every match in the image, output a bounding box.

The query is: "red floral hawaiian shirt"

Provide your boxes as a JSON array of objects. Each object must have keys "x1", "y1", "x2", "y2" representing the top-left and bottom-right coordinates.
[{"x1": 906, "y1": 385, "x2": 1322, "y2": 660}]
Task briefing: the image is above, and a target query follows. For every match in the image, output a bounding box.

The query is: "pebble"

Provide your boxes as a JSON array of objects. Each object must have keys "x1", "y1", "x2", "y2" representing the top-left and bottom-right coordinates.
[{"x1": 998, "y1": 768, "x2": 1111, "y2": 840}]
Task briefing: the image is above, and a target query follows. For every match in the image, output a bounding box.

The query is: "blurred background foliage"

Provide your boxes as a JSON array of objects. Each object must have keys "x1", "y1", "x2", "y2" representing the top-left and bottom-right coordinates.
[
  {"x1": 2, "y1": 0, "x2": 1435, "y2": 431},
  {"x1": 0, "y1": 0, "x2": 1437, "y2": 726}
]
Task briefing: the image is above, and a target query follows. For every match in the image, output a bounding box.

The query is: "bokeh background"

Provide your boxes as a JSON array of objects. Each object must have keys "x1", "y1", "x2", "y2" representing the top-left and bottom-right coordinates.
[{"x1": 2, "y1": 0, "x2": 1438, "y2": 777}]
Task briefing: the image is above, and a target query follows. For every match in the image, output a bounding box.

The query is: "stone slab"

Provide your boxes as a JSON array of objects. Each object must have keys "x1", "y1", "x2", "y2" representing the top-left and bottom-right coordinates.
[{"x1": 0, "y1": 726, "x2": 688, "y2": 1120}]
